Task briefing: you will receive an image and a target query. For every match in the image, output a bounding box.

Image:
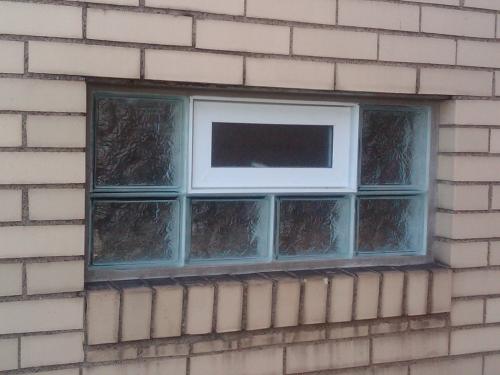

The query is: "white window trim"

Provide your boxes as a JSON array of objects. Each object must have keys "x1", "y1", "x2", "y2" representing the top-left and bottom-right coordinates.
[{"x1": 188, "y1": 96, "x2": 360, "y2": 194}]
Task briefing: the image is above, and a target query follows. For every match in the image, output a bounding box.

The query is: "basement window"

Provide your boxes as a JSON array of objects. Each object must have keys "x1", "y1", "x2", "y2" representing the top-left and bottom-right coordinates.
[{"x1": 88, "y1": 91, "x2": 431, "y2": 280}]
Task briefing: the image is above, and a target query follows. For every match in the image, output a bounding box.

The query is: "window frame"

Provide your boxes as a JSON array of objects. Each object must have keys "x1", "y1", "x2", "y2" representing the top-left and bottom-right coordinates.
[{"x1": 86, "y1": 85, "x2": 437, "y2": 282}]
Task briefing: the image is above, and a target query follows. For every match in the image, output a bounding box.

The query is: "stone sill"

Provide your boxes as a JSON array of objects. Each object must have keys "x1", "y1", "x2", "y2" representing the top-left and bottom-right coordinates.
[{"x1": 85, "y1": 264, "x2": 451, "y2": 346}]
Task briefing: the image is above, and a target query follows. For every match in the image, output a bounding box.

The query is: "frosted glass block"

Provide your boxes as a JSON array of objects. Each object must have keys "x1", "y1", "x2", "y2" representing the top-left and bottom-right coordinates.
[
  {"x1": 94, "y1": 95, "x2": 183, "y2": 188},
  {"x1": 356, "y1": 196, "x2": 425, "y2": 253},
  {"x1": 278, "y1": 198, "x2": 350, "y2": 257},
  {"x1": 188, "y1": 199, "x2": 268, "y2": 261},
  {"x1": 92, "y1": 200, "x2": 179, "y2": 265},
  {"x1": 360, "y1": 108, "x2": 428, "y2": 187}
]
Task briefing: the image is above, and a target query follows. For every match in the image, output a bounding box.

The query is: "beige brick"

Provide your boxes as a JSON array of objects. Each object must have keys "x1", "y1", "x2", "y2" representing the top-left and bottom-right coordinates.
[
  {"x1": 0, "y1": 189, "x2": 22, "y2": 222},
  {"x1": 185, "y1": 284, "x2": 214, "y2": 335},
  {"x1": 246, "y1": 278, "x2": 272, "y2": 330},
  {"x1": 421, "y1": 6, "x2": 495, "y2": 38},
  {"x1": 405, "y1": 0, "x2": 458, "y2": 3},
  {"x1": 190, "y1": 347, "x2": 283, "y2": 375},
  {"x1": 0, "y1": 152, "x2": 85, "y2": 184},
  {"x1": 451, "y1": 326, "x2": 500, "y2": 354},
  {"x1": 27, "y1": 261, "x2": 84, "y2": 295},
  {"x1": 439, "y1": 128, "x2": 490, "y2": 153},
  {"x1": 247, "y1": 0, "x2": 335, "y2": 24},
  {"x1": 145, "y1": 50, "x2": 243, "y2": 85},
  {"x1": 436, "y1": 212, "x2": 500, "y2": 239},
  {"x1": 336, "y1": 64, "x2": 416, "y2": 94},
  {"x1": 485, "y1": 354, "x2": 500, "y2": 375},
  {"x1": 0, "y1": 2, "x2": 81, "y2": 38},
  {"x1": 242, "y1": 331, "x2": 283, "y2": 347},
  {"x1": 458, "y1": 40, "x2": 500, "y2": 69},
  {"x1": 246, "y1": 58, "x2": 334, "y2": 90},
  {"x1": 0, "y1": 298, "x2": 83, "y2": 334},
  {"x1": 496, "y1": 72, "x2": 500, "y2": 96},
  {"x1": 486, "y1": 297, "x2": 500, "y2": 323},
  {"x1": 76, "y1": 0, "x2": 138, "y2": 4},
  {"x1": 27, "y1": 115, "x2": 85, "y2": 148},
  {"x1": 274, "y1": 277, "x2": 300, "y2": 327},
  {"x1": 491, "y1": 129, "x2": 500, "y2": 153},
  {"x1": 430, "y1": 268, "x2": 452, "y2": 314},
  {"x1": 491, "y1": 241, "x2": 500, "y2": 265},
  {"x1": 437, "y1": 184, "x2": 489, "y2": 211},
  {"x1": 152, "y1": 285, "x2": 183, "y2": 338},
  {"x1": 293, "y1": 28, "x2": 377, "y2": 60},
  {"x1": 405, "y1": 270, "x2": 429, "y2": 316},
  {"x1": 338, "y1": 0, "x2": 419, "y2": 31},
  {"x1": 196, "y1": 20, "x2": 289, "y2": 55},
  {"x1": 371, "y1": 320, "x2": 408, "y2": 335},
  {"x1": 216, "y1": 281, "x2": 243, "y2": 333},
  {"x1": 302, "y1": 276, "x2": 328, "y2": 324},
  {"x1": 409, "y1": 316, "x2": 446, "y2": 330},
  {"x1": 355, "y1": 272, "x2": 380, "y2": 320},
  {"x1": 29, "y1": 189, "x2": 85, "y2": 221},
  {"x1": 410, "y1": 357, "x2": 483, "y2": 375},
  {"x1": 0, "y1": 263, "x2": 22, "y2": 297},
  {"x1": 29, "y1": 41, "x2": 139, "y2": 79},
  {"x1": 0, "y1": 114, "x2": 22, "y2": 147},
  {"x1": 435, "y1": 241, "x2": 489, "y2": 268},
  {"x1": 373, "y1": 331, "x2": 448, "y2": 363},
  {"x1": 191, "y1": 338, "x2": 238, "y2": 353},
  {"x1": 21, "y1": 332, "x2": 83, "y2": 367},
  {"x1": 0, "y1": 338, "x2": 18, "y2": 371},
  {"x1": 438, "y1": 155, "x2": 500, "y2": 181},
  {"x1": 0, "y1": 40, "x2": 23, "y2": 74},
  {"x1": 0, "y1": 225, "x2": 84, "y2": 258},
  {"x1": 420, "y1": 68, "x2": 492, "y2": 96},
  {"x1": 121, "y1": 287, "x2": 152, "y2": 341},
  {"x1": 440, "y1": 100, "x2": 500, "y2": 126},
  {"x1": 374, "y1": 366, "x2": 409, "y2": 375},
  {"x1": 453, "y1": 269, "x2": 500, "y2": 297},
  {"x1": 451, "y1": 299, "x2": 484, "y2": 326},
  {"x1": 284, "y1": 327, "x2": 324, "y2": 343},
  {"x1": 464, "y1": 0, "x2": 500, "y2": 10},
  {"x1": 379, "y1": 34, "x2": 455, "y2": 65},
  {"x1": 0, "y1": 78, "x2": 85, "y2": 112},
  {"x1": 493, "y1": 185, "x2": 500, "y2": 209},
  {"x1": 146, "y1": 0, "x2": 244, "y2": 15},
  {"x1": 22, "y1": 370, "x2": 79, "y2": 375},
  {"x1": 87, "y1": 288, "x2": 120, "y2": 345},
  {"x1": 329, "y1": 273, "x2": 354, "y2": 322},
  {"x1": 83, "y1": 358, "x2": 187, "y2": 375},
  {"x1": 87, "y1": 9, "x2": 191, "y2": 46},
  {"x1": 286, "y1": 339, "x2": 370, "y2": 373},
  {"x1": 380, "y1": 270, "x2": 404, "y2": 318},
  {"x1": 329, "y1": 324, "x2": 369, "y2": 339}
]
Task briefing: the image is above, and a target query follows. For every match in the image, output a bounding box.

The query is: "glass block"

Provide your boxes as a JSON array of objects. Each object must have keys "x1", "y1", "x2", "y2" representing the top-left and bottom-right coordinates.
[
  {"x1": 277, "y1": 198, "x2": 350, "y2": 257},
  {"x1": 188, "y1": 199, "x2": 268, "y2": 261},
  {"x1": 356, "y1": 196, "x2": 425, "y2": 253},
  {"x1": 92, "y1": 200, "x2": 179, "y2": 265},
  {"x1": 360, "y1": 108, "x2": 428, "y2": 187},
  {"x1": 211, "y1": 123, "x2": 333, "y2": 168},
  {"x1": 94, "y1": 95, "x2": 183, "y2": 188}
]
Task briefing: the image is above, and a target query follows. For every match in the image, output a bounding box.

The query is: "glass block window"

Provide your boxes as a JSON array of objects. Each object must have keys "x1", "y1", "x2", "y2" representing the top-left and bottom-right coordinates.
[{"x1": 89, "y1": 93, "x2": 431, "y2": 279}]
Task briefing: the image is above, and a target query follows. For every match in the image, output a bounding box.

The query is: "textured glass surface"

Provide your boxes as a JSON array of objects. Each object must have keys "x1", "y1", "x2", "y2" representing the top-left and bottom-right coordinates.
[
  {"x1": 211, "y1": 123, "x2": 333, "y2": 168},
  {"x1": 94, "y1": 96, "x2": 183, "y2": 187},
  {"x1": 189, "y1": 200, "x2": 267, "y2": 261},
  {"x1": 278, "y1": 198, "x2": 350, "y2": 257},
  {"x1": 357, "y1": 197, "x2": 424, "y2": 253},
  {"x1": 360, "y1": 109, "x2": 427, "y2": 187},
  {"x1": 92, "y1": 200, "x2": 179, "y2": 264}
]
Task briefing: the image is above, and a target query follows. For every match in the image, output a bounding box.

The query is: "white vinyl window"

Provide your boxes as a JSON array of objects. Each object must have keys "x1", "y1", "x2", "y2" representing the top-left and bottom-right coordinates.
[
  {"x1": 190, "y1": 98, "x2": 359, "y2": 193},
  {"x1": 88, "y1": 90, "x2": 431, "y2": 280}
]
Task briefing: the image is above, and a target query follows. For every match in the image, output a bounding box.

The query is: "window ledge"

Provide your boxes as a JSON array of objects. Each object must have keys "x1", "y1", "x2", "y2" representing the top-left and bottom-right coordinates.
[{"x1": 85, "y1": 264, "x2": 451, "y2": 346}]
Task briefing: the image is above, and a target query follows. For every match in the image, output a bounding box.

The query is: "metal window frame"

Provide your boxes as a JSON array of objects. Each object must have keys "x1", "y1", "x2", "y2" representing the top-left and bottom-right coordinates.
[{"x1": 86, "y1": 85, "x2": 437, "y2": 282}]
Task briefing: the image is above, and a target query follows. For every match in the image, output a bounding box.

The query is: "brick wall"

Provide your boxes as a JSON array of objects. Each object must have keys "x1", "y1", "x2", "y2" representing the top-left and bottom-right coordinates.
[{"x1": 0, "y1": 0, "x2": 499, "y2": 374}]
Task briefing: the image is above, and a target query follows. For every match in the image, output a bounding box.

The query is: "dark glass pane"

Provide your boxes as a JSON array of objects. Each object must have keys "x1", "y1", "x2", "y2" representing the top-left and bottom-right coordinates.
[
  {"x1": 189, "y1": 200, "x2": 267, "y2": 261},
  {"x1": 278, "y1": 198, "x2": 349, "y2": 257},
  {"x1": 356, "y1": 197, "x2": 424, "y2": 253},
  {"x1": 360, "y1": 109, "x2": 427, "y2": 186},
  {"x1": 94, "y1": 96, "x2": 183, "y2": 187},
  {"x1": 92, "y1": 200, "x2": 179, "y2": 264},
  {"x1": 211, "y1": 123, "x2": 333, "y2": 168}
]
